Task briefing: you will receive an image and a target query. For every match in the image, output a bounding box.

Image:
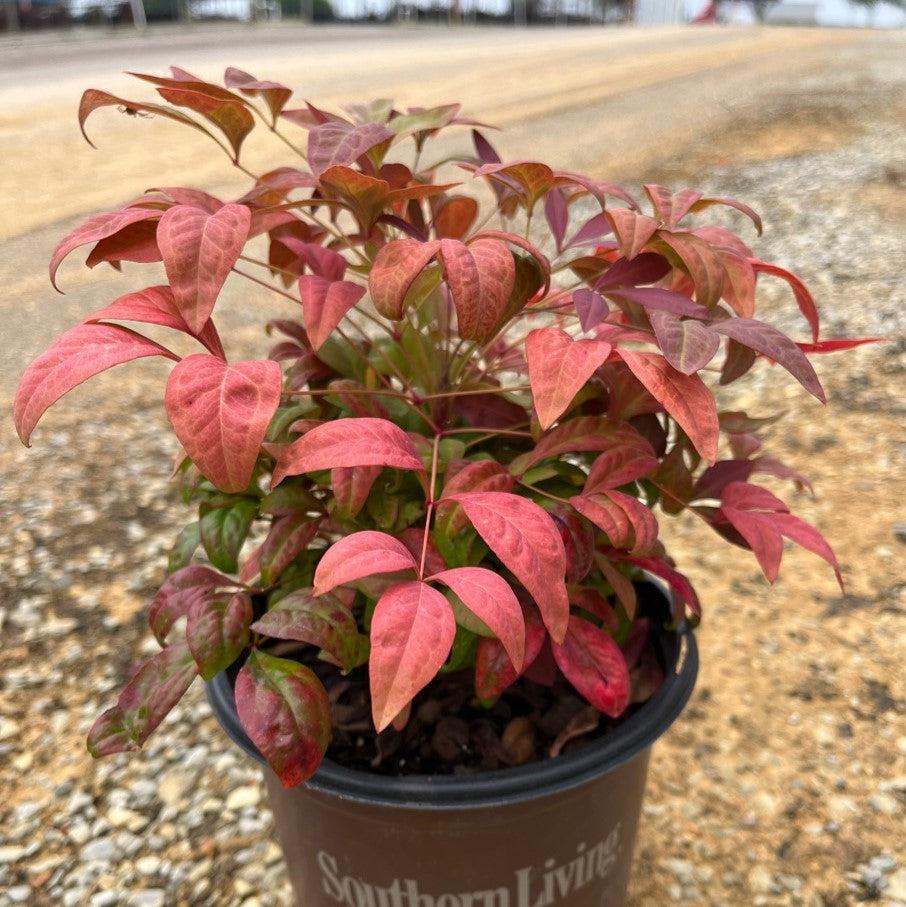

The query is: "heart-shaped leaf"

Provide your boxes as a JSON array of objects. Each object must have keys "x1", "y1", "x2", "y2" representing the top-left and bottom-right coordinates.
[
  {"x1": 605, "y1": 208, "x2": 659, "y2": 259},
  {"x1": 165, "y1": 354, "x2": 282, "y2": 493},
  {"x1": 368, "y1": 239, "x2": 441, "y2": 319},
  {"x1": 369, "y1": 581, "x2": 456, "y2": 731},
  {"x1": 298, "y1": 276, "x2": 366, "y2": 350},
  {"x1": 235, "y1": 650, "x2": 332, "y2": 788},
  {"x1": 526, "y1": 327, "x2": 612, "y2": 429},
  {"x1": 570, "y1": 492, "x2": 658, "y2": 554},
  {"x1": 308, "y1": 121, "x2": 394, "y2": 178},
  {"x1": 157, "y1": 203, "x2": 251, "y2": 333}
]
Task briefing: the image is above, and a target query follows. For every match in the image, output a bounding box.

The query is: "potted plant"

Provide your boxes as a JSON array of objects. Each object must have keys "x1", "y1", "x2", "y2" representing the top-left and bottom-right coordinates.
[{"x1": 14, "y1": 66, "x2": 873, "y2": 905}]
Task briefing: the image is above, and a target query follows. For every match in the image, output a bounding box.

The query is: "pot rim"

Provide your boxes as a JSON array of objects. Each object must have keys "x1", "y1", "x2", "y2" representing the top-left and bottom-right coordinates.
[{"x1": 206, "y1": 581, "x2": 698, "y2": 809}]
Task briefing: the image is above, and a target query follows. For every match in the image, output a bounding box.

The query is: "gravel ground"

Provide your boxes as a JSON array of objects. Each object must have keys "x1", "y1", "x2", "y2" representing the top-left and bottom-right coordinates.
[{"x1": 1, "y1": 30, "x2": 905, "y2": 907}]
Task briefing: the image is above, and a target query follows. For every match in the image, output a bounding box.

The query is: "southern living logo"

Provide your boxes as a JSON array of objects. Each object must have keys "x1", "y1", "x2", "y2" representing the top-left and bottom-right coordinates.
[{"x1": 317, "y1": 824, "x2": 622, "y2": 907}]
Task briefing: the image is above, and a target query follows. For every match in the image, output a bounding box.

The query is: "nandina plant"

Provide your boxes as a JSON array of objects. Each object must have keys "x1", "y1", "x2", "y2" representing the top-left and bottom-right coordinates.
[{"x1": 14, "y1": 67, "x2": 875, "y2": 787}]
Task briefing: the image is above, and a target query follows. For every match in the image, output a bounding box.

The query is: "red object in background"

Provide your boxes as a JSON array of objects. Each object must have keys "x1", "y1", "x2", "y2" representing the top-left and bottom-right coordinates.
[{"x1": 691, "y1": 1, "x2": 718, "y2": 22}]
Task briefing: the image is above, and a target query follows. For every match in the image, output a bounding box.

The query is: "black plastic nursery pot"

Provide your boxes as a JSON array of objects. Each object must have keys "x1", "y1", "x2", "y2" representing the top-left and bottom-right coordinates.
[{"x1": 207, "y1": 583, "x2": 698, "y2": 907}]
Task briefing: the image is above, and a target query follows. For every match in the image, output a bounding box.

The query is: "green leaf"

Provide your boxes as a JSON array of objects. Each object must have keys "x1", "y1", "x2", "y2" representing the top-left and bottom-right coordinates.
[
  {"x1": 186, "y1": 593, "x2": 253, "y2": 681},
  {"x1": 199, "y1": 498, "x2": 258, "y2": 573},
  {"x1": 167, "y1": 522, "x2": 200, "y2": 574}
]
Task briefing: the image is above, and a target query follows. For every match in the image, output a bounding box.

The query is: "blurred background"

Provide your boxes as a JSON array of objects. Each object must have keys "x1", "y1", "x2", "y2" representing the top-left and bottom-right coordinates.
[{"x1": 1, "y1": 6, "x2": 905, "y2": 907}]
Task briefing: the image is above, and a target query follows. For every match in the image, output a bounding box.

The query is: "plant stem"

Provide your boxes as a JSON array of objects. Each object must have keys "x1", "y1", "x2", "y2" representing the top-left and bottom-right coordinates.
[{"x1": 418, "y1": 434, "x2": 442, "y2": 579}]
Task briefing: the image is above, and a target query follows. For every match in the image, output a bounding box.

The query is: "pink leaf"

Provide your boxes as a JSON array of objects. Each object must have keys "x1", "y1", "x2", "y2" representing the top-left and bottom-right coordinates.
[
  {"x1": 307, "y1": 121, "x2": 394, "y2": 178},
  {"x1": 259, "y1": 513, "x2": 320, "y2": 586},
  {"x1": 656, "y1": 231, "x2": 726, "y2": 308},
  {"x1": 84, "y1": 285, "x2": 225, "y2": 358},
  {"x1": 584, "y1": 441, "x2": 659, "y2": 492},
  {"x1": 573, "y1": 288, "x2": 610, "y2": 332},
  {"x1": 604, "y1": 208, "x2": 658, "y2": 259},
  {"x1": 368, "y1": 239, "x2": 441, "y2": 320},
  {"x1": 771, "y1": 513, "x2": 843, "y2": 589},
  {"x1": 690, "y1": 195, "x2": 763, "y2": 234},
  {"x1": 235, "y1": 650, "x2": 331, "y2": 787},
  {"x1": 551, "y1": 616, "x2": 630, "y2": 718},
  {"x1": 298, "y1": 276, "x2": 366, "y2": 350},
  {"x1": 429, "y1": 567, "x2": 525, "y2": 671},
  {"x1": 443, "y1": 492, "x2": 569, "y2": 643},
  {"x1": 617, "y1": 350, "x2": 719, "y2": 463},
  {"x1": 157, "y1": 203, "x2": 251, "y2": 333},
  {"x1": 313, "y1": 531, "x2": 417, "y2": 596},
  {"x1": 475, "y1": 605, "x2": 547, "y2": 699},
  {"x1": 369, "y1": 581, "x2": 456, "y2": 731},
  {"x1": 643, "y1": 184, "x2": 703, "y2": 229},
  {"x1": 272, "y1": 417, "x2": 424, "y2": 486},
  {"x1": 14, "y1": 323, "x2": 177, "y2": 446},
  {"x1": 437, "y1": 459, "x2": 514, "y2": 532},
  {"x1": 712, "y1": 318, "x2": 825, "y2": 402},
  {"x1": 164, "y1": 354, "x2": 282, "y2": 493},
  {"x1": 649, "y1": 310, "x2": 721, "y2": 374},
  {"x1": 49, "y1": 207, "x2": 161, "y2": 290},
  {"x1": 526, "y1": 327, "x2": 612, "y2": 429}
]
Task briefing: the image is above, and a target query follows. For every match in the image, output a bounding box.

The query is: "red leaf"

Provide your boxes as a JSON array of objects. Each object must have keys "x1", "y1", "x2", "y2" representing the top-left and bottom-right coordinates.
[
  {"x1": 260, "y1": 513, "x2": 320, "y2": 586},
  {"x1": 308, "y1": 121, "x2": 394, "y2": 178},
  {"x1": 223, "y1": 67, "x2": 293, "y2": 122},
  {"x1": 78, "y1": 88, "x2": 214, "y2": 151},
  {"x1": 85, "y1": 217, "x2": 162, "y2": 269},
  {"x1": 429, "y1": 567, "x2": 525, "y2": 671},
  {"x1": 50, "y1": 207, "x2": 161, "y2": 290},
  {"x1": 717, "y1": 251, "x2": 756, "y2": 317},
  {"x1": 690, "y1": 195, "x2": 763, "y2": 234},
  {"x1": 369, "y1": 581, "x2": 456, "y2": 731},
  {"x1": 510, "y1": 417, "x2": 651, "y2": 476},
  {"x1": 443, "y1": 492, "x2": 569, "y2": 643},
  {"x1": 796, "y1": 338, "x2": 881, "y2": 354},
  {"x1": 604, "y1": 208, "x2": 658, "y2": 259},
  {"x1": 298, "y1": 276, "x2": 365, "y2": 350},
  {"x1": 157, "y1": 203, "x2": 250, "y2": 333},
  {"x1": 433, "y1": 195, "x2": 479, "y2": 240},
  {"x1": 617, "y1": 350, "x2": 719, "y2": 463},
  {"x1": 332, "y1": 465, "x2": 381, "y2": 519},
  {"x1": 614, "y1": 553, "x2": 701, "y2": 619},
  {"x1": 251, "y1": 589, "x2": 366, "y2": 671},
  {"x1": 595, "y1": 252, "x2": 672, "y2": 291},
  {"x1": 472, "y1": 160, "x2": 557, "y2": 210},
  {"x1": 313, "y1": 531, "x2": 417, "y2": 596},
  {"x1": 165, "y1": 354, "x2": 281, "y2": 493},
  {"x1": 712, "y1": 318, "x2": 825, "y2": 402},
  {"x1": 649, "y1": 310, "x2": 721, "y2": 374},
  {"x1": 551, "y1": 616, "x2": 629, "y2": 718},
  {"x1": 186, "y1": 592, "x2": 252, "y2": 680},
  {"x1": 148, "y1": 565, "x2": 233, "y2": 644},
  {"x1": 656, "y1": 231, "x2": 726, "y2": 308},
  {"x1": 154, "y1": 85, "x2": 254, "y2": 161},
  {"x1": 572, "y1": 492, "x2": 658, "y2": 554},
  {"x1": 771, "y1": 512, "x2": 843, "y2": 589},
  {"x1": 272, "y1": 417, "x2": 424, "y2": 486},
  {"x1": 84, "y1": 285, "x2": 225, "y2": 358},
  {"x1": 750, "y1": 259, "x2": 820, "y2": 342},
  {"x1": 475, "y1": 605, "x2": 547, "y2": 699},
  {"x1": 606, "y1": 286, "x2": 709, "y2": 319},
  {"x1": 14, "y1": 323, "x2": 177, "y2": 446},
  {"x1": 643, "y1": 184, "x2": 702, "y2": 229},
  {"x1": 584, "y1": 440, "x2": 659, "y2": 492},
  {"x1": 235, "y1": 650, "x2": 331, "y2": 787},
  {"x1": 368, "y1": 239, "x2": 441, "y2": 320},
  {"x1": 526, "y1": 327, "x2": 612, "y2": 429}
]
